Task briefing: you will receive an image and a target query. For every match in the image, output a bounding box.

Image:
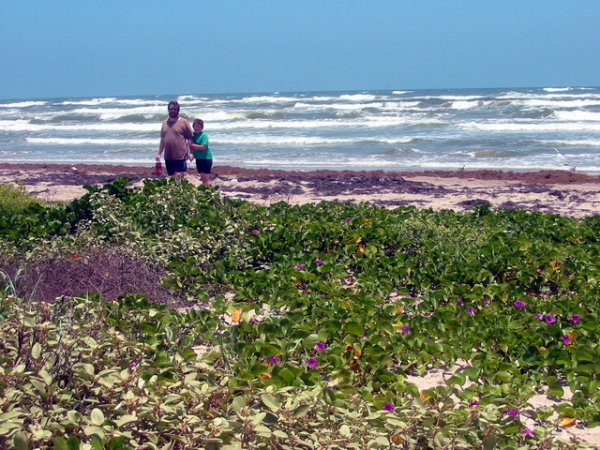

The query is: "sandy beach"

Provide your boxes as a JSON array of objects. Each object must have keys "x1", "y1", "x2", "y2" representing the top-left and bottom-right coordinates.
[{"x1": 2, "y1": 163, "x2": 600, "y2": 219}]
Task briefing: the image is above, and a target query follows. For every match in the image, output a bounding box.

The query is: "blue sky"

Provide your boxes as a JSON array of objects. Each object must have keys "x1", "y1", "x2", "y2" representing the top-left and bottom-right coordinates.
[{"x1": 1, "y1": 1, "x2": 599, "y2": 99}]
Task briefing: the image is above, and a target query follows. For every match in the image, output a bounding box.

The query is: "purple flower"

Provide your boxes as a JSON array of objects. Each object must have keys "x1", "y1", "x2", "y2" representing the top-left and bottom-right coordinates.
[
  {"x1": 267, "y1": 355, "x2": 280, "y2": 365},
  {"x1": 507, "y1": 407, "x2": 519, "y2": 417},
  {"x1": 561, "y1": 335, "x2": 573, "y2": 345},
  {"x1": 523, "y1": 427, "x2": 535, "y2": 438},
  {"x1": 534, "y1": 313, "x2": 544, "y2": 320},
  {"x1": 295, "y1": 263, "x2": 306, "y2": 269},
  {"x1": 382, "y1": 402, "x2": 395, "y2": 412},
  {"x1": 544, "y1": 314, "x2": 555, "y2": 324},
  {"x1": 130, "y1": 361, "x2": 137, "y2": 368},
  {"x1": 315, "y1": 258, "x2": 323, "y2": 266},
  {"x1": 400, "y1": 325, "x2": 410, "y2": 335},
  {"x1": 570, "y1": 314, "x2": 581, "y2": 323},
  {"x1": 457, "y1": 298, "x2": 464, "y2": 306},
  {"x1": 251, "y1": 229, "x2": 260, "y2": 235},
  {"x1": 314, "y1": 341, "x2": 327, "y2": 351},
  {"x1": 467, "y1": 306, "x2": 475, "y2": 316},
  {"x1": 469, "y1": 400, "x2": 479, "y2": 407},
  {"x1": 306, "y1": 357, "x2": 318, "y2": 369},
  {"x1": 344, "y1": 217, "x2": 350, "y2": 223},
  {"x1": 513, "y1": 300, "x2": 526, "y2": 310},
  {"x1": 362, "y1": 330, "x2": 369, "y2": 338}
]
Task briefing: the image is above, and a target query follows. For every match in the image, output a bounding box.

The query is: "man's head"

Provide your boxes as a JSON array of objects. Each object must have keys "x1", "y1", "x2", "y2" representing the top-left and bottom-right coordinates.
[{"x1": 167, "y1": 101, "x2": 180, "y2": 119}]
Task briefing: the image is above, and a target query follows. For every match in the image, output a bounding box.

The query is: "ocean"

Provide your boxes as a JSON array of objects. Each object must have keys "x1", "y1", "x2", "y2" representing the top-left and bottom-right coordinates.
[{"x1": 1, "y1": 87, "x2": 600, "y2": 173}]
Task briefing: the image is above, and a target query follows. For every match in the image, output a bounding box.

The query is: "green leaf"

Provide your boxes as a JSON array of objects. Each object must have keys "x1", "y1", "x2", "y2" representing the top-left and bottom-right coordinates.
[
  {"x1": 90, "y1": 408, "x2": 105, "y2": 426},
  {"x1": 344, "y1": 321, "x2": 364, "y2": 336},
  {"x1": 547, "y1": 385, "x2": 564, "y2": 398},
  {"x1": 51, "y1": 437, "x2": 68, "y2": 450},
  {"x1": 13, "y1": 431, "x2": 30, "y2": 450},
  {"x1": 114, "y1": 414, "x2": 138, "y2": 427},
  {"x1": 446, "y1": 372, "x2": 466, "y2": 386},
  {"x1": 293, "y1": 405, "x2": 311, "y2": 418},
  {"x1": 31, "y1": 342, "x2": 42, "y2": 360},
  {"x1": 0, "y1": 411, "x2": 23, "y2": 421},
  {"x1": 231, "y1": 396, "x2": 246, "y2": 414},
  {"x1": 494, "y1": 371, "x2": 512, "y2": 382},
  {"x1": 84, "y1": 426, "x2": 106, "y2": 440},
  {"x1": 66, "y1": 436, "x2": 80, "y2": 450},
  {"x1": 261, "y1": 393, "x2": 281, "y2": 412}
]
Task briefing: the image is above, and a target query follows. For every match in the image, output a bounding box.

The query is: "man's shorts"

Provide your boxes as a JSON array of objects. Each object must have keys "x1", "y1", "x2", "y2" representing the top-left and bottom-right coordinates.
[
  {"x1": 165, "y1": 159, "x2": 187, "y2": 175},
  {"x1": 195, "y1": 159, "x2": 213, "y2": 174}
]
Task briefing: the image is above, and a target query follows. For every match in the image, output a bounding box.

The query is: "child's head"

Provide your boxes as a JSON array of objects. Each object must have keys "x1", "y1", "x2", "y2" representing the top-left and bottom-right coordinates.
[{"x1": 193, "y1": 118, "x2": 204, "y2": 131}]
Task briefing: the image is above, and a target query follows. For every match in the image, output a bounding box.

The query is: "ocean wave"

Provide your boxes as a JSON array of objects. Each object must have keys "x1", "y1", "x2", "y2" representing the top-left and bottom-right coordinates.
[
  {"x1": 0, "y1": 101, "x2": 47, "y2": 108},
  {"x1": 460, "y1": 121, "x2": 600, "y2": 132},
  {"x1": 471, "y1": 149, "x2": 519, "y2": 158},
  {"x1": 554, "y1": 110, "x2": 600, "y2": 122},
  {"x1": 540, "y1": 139, "x2": 600, "y2": 147},
  {"x1": 338, "y1": 93, "x2": 378, "y2": 102},
  {"x1": 0, "y1": 120, "x2": 159, "y2": 132},
  {"x1": 26, "y1": 137, "x2": 157, "y2": 146},
  {"x1": 216, "y1": 135, "x2": 417, "y2": 146},
  {"x1": 58, "y1": 98, "x2": 164, "y2": 107}
]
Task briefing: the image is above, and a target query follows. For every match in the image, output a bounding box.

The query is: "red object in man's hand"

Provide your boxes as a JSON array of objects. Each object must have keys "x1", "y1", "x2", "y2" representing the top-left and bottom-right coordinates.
[{"x1": 155, "y1": 160, "x2": 162, "y2": 175}]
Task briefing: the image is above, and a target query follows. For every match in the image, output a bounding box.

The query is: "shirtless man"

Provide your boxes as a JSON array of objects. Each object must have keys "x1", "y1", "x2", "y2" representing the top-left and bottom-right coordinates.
[{"x1": 156, "y1": 101, "x2": 192, "y2": 176}]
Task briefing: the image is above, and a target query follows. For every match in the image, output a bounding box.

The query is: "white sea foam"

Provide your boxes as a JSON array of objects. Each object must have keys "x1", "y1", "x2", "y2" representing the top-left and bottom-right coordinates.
[
  {"x1": 216, "y1": 135, "x2": 416, "y2": 146},
  {"x1": 338, "y1": 94, "x2": 378, "y2": 102},
  {"x1": 0, "y1": 120, "x2": 159, "y2": 132},
  {"x1": 540, "y1": 139, "x2": 600, "y2": 147},
  {"x1": 543, "y1": 87, "x2": 575, "y2": 92},
  {"x1": 0, "y1": 101, "x2": 47, "y2": 108},
  {"x1": 553, "y1": 110, "x2": 600, "y2": 122},
  {"x1": 460, "y1": 121, "x2": 600, "y2": 132},
  {"x1": 59, "y1": 97, "x2": 165, "y2": 107},
  {"x1": 27, "y1": 137, "x2": 157, "y2": 146}
]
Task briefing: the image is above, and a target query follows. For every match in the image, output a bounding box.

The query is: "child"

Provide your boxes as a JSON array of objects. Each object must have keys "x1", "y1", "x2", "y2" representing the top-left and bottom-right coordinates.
[{"x1": 189, "y1": 118, "x2": 213, "y2": 185}]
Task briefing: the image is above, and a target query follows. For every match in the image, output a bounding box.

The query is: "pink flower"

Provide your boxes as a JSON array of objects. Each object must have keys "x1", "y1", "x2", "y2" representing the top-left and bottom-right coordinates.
[
  {"x1": 315, "y1": 258, "x2": 323, "y2": 266},
  {"x1": 523, "y1": 427, "x2": 535, "y2": 438},
  {"x1": 513, "y1": 300, "x2": 526, "y2": 310},
  {"x1": 295, "y1": 263, "x2": 306, "y2": 269},
  {"x1": 314, "y1": 341, "x2": 326, "y2": 351},
  {"x1": 545, "y1": 314, "x2": 556, "y2": 324},
  {"x1": 267, "y1": 355, "x2": 280, "y2": 365},
  {"x1": 382, "y1": 402, "x2": 395, "y2": 412},
  {"x1": 306, "y1": 357, "x2": 318, "y2": 369},
  {"x1": 570, "y1": 314, "x2": 581, "y2": 323},
  {"x1": 561, "y1": 335, "x2": 572, "y2": 345},
  {"x1": 507, "y1": 407, "x2": 519, "y2": 417},
  {"x1": 251, "y1": 229, "x2": 260, "y2": 235},
  {"x1": 401, "y1": 325, "x2": 410, "y2": 335},
  {"x1": 534, "y1": 313, "x2": 544, "y2": 320}
]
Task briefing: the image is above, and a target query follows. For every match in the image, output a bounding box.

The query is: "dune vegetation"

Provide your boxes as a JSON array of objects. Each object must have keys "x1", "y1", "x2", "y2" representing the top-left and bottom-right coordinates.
[{"x1": 1, "y1": 177, "x2": 599, "y2": 449}]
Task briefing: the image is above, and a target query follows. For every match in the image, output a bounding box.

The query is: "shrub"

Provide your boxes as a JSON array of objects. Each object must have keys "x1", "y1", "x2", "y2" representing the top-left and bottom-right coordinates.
[{"x1": 0, "y1": 184, "x2": 44, "y2": 215}]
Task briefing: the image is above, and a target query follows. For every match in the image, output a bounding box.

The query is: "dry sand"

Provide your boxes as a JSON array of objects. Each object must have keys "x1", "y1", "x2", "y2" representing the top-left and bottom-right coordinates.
[{"x1": 2, "y1": 163, "x2": 600, "y2": 219}]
